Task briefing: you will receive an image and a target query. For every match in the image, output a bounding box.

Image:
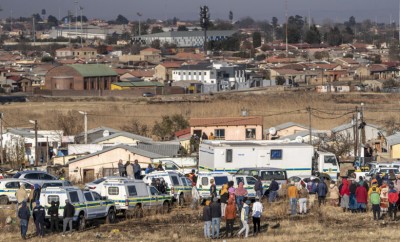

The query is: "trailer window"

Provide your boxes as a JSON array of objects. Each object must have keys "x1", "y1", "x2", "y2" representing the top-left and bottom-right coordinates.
[
  {"x1": 246, "y1": 176, "x2": 257, "y2": 185},
  {"x1": 201, "y1": 177, "x2": 208, "y2": 186},
  {"x1": 69, "y1": 191, "x2": 80, "y2": 203},
  {"x1": 270, "y1": 150, "x2": 282, "y2": 160},
  {"x1": 108, "y1": 187, "x2": 119, "y2": 195},
  {"x1": 47, "y1": 195, "x2": 59, "y2": 204},
  {"x1": 226, "y1": 149, "x2": 233, "y2": 163},
  {"x1": 127, "y1": 186, "x2": 137, "y2": 196}
]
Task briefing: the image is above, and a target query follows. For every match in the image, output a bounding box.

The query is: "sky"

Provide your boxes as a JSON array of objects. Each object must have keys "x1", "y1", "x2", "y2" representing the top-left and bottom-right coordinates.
[{"x1": 0, "y1": 0, "x2": 400, "y2": 24}]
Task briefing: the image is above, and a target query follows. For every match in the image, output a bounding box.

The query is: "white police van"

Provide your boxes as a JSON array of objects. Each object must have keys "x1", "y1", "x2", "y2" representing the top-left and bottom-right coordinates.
[
  {"x1": 0, "y1": 179, "x2": 34, "y2": 204},
  {"x1": 97, "y1": 179, "x2": 173, "y2": 214},
  {"x1": 143, "y1": 171, "x2": 192, "y2": 205},
  {"x1": 196, "y1": 172, "x2": 233, "y2": 199},
  {"x1": 40, "y1": 187, "x2": 116, "y2": 230}
]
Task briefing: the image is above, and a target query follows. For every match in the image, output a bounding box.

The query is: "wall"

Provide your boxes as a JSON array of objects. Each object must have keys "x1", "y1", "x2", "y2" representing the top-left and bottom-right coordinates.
[
  {"x1": 276, "y1": 126, "x2": 308, "y2": 138},
  {"x1": 391, "y1": 144, "x2": 400, "y2": 159},
  {"x1": 190, "y1": 125, "x2": 263, "y2": 140},
  {"x1": 97, "y1": 136, "x2": 138, "y2": 145}
]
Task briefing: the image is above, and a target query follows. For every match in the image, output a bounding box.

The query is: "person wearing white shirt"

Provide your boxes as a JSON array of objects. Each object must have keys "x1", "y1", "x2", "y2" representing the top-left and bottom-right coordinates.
[
  {"x1": 191, "y1": 186, "x2": 200, "y2": 210},
  {"x1": 252, "y1": 197, "x2": 263, "y2": 236}
]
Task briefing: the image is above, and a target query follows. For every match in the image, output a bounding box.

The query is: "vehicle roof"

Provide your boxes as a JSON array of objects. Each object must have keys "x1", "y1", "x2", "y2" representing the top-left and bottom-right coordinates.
[
  {"x1": 197, "y1": 171, "x2": 232, "y2": 176},
  {"x1": 42, "y1": 186, "x2": 82, "y2": 192},
  {"x1": 145, "y1": 171, "x2": 183, "y2": 176},
  {"x1": 104, "y1": 179, "x2": 145, "y2": 185},
  {"x1": 16, "y1": 170, "x2": 50, "y2": 174},
  {"x1": 86, "y1": 176, "x2": 127, "y2": 184},
  {"x1": 289, "y1": 175, "x2": 319, "y2": 179},
  {"x1": 237, "y1": 167, "x2": 286, "y2": 171},
  {"x1": 0, "y1": 178, "x2": 34, "y2": 183}
]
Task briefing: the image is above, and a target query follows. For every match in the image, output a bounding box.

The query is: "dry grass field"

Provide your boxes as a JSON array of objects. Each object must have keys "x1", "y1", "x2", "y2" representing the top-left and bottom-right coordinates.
[
  {"x1": 1, "y1": 200, "x2": 399, "y2": 242},
  {"x1": 2, "y1": 91, "x2": 400, "y2": 132}
]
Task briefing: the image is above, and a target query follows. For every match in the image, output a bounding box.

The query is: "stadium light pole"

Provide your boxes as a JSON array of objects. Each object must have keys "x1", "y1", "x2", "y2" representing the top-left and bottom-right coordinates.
[{"x1": 78, "y1": 111, "x2": 87, "y2": 144}]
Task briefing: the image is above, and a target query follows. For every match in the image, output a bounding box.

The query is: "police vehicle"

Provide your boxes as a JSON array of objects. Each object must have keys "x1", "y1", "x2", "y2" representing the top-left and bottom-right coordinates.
[
  {"x1": 40, "y1": 187, "x2": 116, "y2": 230},
  {"x1": 98, "y1": 179, "x2": 172, "y2": 214},
  {"x1": 0, "y1": 179, "x2": 34, "y2": 204},
  {"x1": 143, "y1": 171, "x2": 192, "y2": 205}
]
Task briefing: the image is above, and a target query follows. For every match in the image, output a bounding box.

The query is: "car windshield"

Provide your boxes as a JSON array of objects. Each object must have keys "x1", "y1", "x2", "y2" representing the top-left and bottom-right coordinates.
[
  {"x1": 214, "y1": 176, "x2": 228, "y2": 186},
  {"x1": 324, "y1": 156, "x2": 337, "y2": 165},
  {"x1": 42, "y1": 183, "x2": 62, "y2": 188},
  {"x1": 260, "y1": 170, "x2": 287, "y2": 180},
  {"x1": 92, "y1": 178, "x2": 106, "y2": 184},
  {"x1": 13, "y1": 173, "x2": 21, "y2": 178}
]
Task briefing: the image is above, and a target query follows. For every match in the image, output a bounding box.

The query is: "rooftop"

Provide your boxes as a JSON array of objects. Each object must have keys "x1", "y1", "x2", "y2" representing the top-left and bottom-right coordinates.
[
  {"x1": 68, "y1": 64, "x2": 118, "y2": 77},
  {"x1": 190, "y1": 116, "x2": 263, "y2": 127}
]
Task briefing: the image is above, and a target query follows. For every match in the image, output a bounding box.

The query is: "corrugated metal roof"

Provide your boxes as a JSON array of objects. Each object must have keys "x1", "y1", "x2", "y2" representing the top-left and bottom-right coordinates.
[
  {"x1": 265, "y1": 122, "x2": 307, "y2": 134},
  {"x1": 137, "y1": 142, "x2": 180, "y2": 157},
  {"x1": 91, "y1": 131, "x2": 153, "y2": 144},
  {"x1": 190, "y1": 116, "x2": 263, "y2": 127},
  {"x1": 386, "y1": 133, "x2": 400, "y2": 146},
  {"x1": 68, "y1": 64, "x2": 118, "y2": 77}
]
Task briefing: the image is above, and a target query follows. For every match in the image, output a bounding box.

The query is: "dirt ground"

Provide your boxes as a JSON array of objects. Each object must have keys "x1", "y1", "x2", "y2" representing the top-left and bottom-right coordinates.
[{"x1": 1, "y1": 200, "x2": 400, "y2": 242}]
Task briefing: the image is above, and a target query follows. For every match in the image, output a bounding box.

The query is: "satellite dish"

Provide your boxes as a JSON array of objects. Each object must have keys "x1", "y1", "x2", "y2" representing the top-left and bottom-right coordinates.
[
  {"x1": 102, "y1": 130, "x2": 110, "y2": 137},
  {"x1": 283, "y1": 138, "x2": 290, "y2": 143},
  {"x1": 269, "y1": 127, "x2": 277, "y2": 136},
  {"x1": 295, "y1": 136, "x2": 304, "y2": 143}
]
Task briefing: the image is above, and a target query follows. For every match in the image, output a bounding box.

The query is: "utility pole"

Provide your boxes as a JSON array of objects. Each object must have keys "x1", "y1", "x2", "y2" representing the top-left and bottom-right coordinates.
[
  {"x1": 0, "y1": 113, "x2": 3, "y2": 164},
  {"x1": 200, "y1": 6, "x2": 210, "y2": 55},
  {"x1": 79, "y1": 111, "x2": 88, "y2": 144},
  {"x1": 68, "y1": 10, "x2": 71, "y2": 44},
  {"x1": 355, "y1": 106, "x2": 359, "y2": 158},
  {"x1": 285, "y1": 0, "x2": 288, "y2": 56},
  {"x1": 352, "y1": 113, "x2": 357, "y2": 157},
  {"x1": 29, "y1": 120, "x2": 38, "y2": 166},
  {"x1": 307, "y1": 106, "x2": 312, "y2": 145}
]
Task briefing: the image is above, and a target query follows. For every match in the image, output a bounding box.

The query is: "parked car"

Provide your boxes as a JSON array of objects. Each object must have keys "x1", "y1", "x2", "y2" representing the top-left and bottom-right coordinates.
[
  {"x1": 41, "y1": 180, "x2": 73, "y2": 189},
  {"x1": 365, "y1": 167, "x2": 400, "y2": 180},
  {"x1": 236, "y1": 167, "x2": 288, "y2": 192},
  {"x1": 13, "y1": 170, "x2": 58, "y2": 185},
  {"x1": 85, "y1": 176, "x2": 127, "y2": 195},
  {"x1": 0, "y1": 179, "x2": 34, "y2": 204},
  {"x1": 142, "y1": 92, "x2": 155, "y2": 97},
  {"x1": 194, "y1": 171, "x2": 233, "y2": 200},
  {"x1": 40, "y1": 186, "x2": 116, "y2": 230}
]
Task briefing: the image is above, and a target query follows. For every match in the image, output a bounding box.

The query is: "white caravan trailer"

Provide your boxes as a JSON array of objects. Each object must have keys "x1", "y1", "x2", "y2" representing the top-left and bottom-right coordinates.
[{"x1": 199, "y1": 141, "x2": 339, "y2": 180}]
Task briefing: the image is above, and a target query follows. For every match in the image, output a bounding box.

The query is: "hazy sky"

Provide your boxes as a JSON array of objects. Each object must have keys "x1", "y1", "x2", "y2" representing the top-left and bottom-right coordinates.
[{"x1": 0, "y1": 0, "x2": 400, "y2": 24}]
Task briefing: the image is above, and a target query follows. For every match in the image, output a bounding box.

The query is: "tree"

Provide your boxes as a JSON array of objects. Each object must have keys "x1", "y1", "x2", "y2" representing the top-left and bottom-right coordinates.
[
  {"x1": 77, "y1": 15, "x2": 88, "y2": 22},
  {"x1": 317, "y1": 133, "x2": 353, "y2": 158},
  {"x1": 305, "y1": 25, "x2": 321, "y2": 44},
  {"x1": 32, "y1": 13, "x2": 42, "y2": 22},
  {"x1": 389, "y1": 41, "x2": 400, "y2": 61},
  {"x1": 285, "y1": 15, "x2": 305, "y2": 43},
  {"x1": 314, "y1": 51, "x2": 329, "y2": 60},
  {"x1": 229, "y1": 11, "x2": 233, "y2": 23},
  {"x1": 152, "y1": 114, "x2": 189, "y2": 140},
  {"x1": 41, "y1": 9, "x2": 46, "y2": 16},
  {"x1": 327, "y1": 26, "x2": 342, "y2": 46},
  {"x1": 235, "y1": 17, "x2": 255, "y2": 28},
  {"x1": 51, "y1": 110, "x2": 84, "y2": 136},
  {"x1": 5, "y1": 137, "x2": 25, "y2": 169},
  {"x1": 177, "y1": 25, "x2": 188, "y2": 31},
  {"x1": 276, "y1": 76, "x2": 286, "y2": 85},
  {"x1": 41, "y1": 56, "x2": 54, "y2": 62},
  {"x1": 47, "y1": 15, "x2": 58, "y2": 26},
  {"x1": 150, "y1": 39, "x2": 161, "y2": 49},
  {"x1": 115, "y1": 14, "x2": 129, "y2": 25},
  {"x1": 121, "y1": 119, "x2": 149, "y2": 136},
  {"x1": 383, "y1": 78, "x2": 399, "y2": 89},
  {"x1": 252, "y1": 32, "x2": 262, "y2": 48},
  {"x1": 151, "y1": 26, "x2": 163, "y2": 34}
]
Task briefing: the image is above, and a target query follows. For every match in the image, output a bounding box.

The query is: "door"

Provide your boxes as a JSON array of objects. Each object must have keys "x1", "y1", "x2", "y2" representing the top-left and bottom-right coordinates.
[
  {"x1": 83, "y1": 191, "x2": 96, "y2": 219},
  {"x1": 149, "y1": 186, "x2": 160, "y2": 207},
  {"x1": 92, "y1": 191, "x2": 107, "y2": 217},
  {"x1": 83, "y1": 169, "x2": 95, "y2": 183}
]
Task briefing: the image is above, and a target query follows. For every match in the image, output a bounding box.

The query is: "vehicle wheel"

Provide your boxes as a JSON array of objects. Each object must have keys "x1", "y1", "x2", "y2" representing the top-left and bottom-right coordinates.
[
  {"x1": 0, "y1": 196, "x2": 9, "y2": 205},
  {"x1": 178, "y1": 193, "x2": 184, "y2": 206},
  {"x1": 162, "y1": 201, "x2": 170, "y2": 214},
  {"x1": 134, "y1": 204, "x2": 143, "y2": 218},
  {"x1": 78, "y1": 214, "x2": 86, "y2": 231},
  {"x1": 106, "y1": 209, "x2": 116, "y2": 224}
]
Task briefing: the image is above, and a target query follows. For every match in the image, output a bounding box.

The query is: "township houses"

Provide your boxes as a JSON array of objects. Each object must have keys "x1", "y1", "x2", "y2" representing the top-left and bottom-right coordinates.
[
  {"x1": 385, "y1": 133, "x2": 400, "y2": 159},
  {"x1": 44, "y1": 64, "x2": 118, "y2": 91},
  {"x1": 189, "y1": 116, "x2": 263, "y2": 140},
  {"x1": 55, "y1": 47, "x2": 97, "y2": 60},
  {"x1": 154, "y1": 62, "x2": 183, "y2": 82},
  {"x1": 265, "y1": 122, "x2": 308, "y2": 140},
  {"x1": 331, "y1": 122, "x2": 383, "y2": 143}
]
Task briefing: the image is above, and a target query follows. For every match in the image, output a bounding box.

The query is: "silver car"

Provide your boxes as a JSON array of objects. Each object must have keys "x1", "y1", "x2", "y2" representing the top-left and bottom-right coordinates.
[{"x1": 13, "y1": 170, "x2": 58, "y2": 186}]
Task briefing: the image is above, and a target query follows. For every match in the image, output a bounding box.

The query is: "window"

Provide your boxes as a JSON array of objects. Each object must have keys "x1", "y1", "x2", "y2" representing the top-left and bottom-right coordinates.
[
  {"x1": 181, "y1": 178, "x2": 187, "y2": 186},
  {"x1": 69, "y1": 191, "x2": 80, "y2": 203},
  {"x1": 324, "y1": 156, "x2": 337, "y2": 165},
  {"x1": 102, "y1": 168, "x2": 118, "y2": 177},
  {"x1": 5, "y1": 182, "x2": 20, "y2": 189},
  {"x1": 41, "y1": 174, "x2": 55, "y2": 180},
  {"x1": 204, "y1": 72, "x2": 206, "y2": 75},
  {"x1": 171, "y1": 176, "x2": 180, "y2": 186},
  {"x1": 226, "y1": 149, "x2": 233, "y2": 163},
  {"x1": 25, "y1": 173, "x2": 39, "y2": 179},
  {"x1": 108, "y1": 187, "x2": 119, "y2": 195},
  {"x1": 214, "y1": 129, "x2": 225, "y2": 139},
  {"x1": 127, "y1": 186, "x2": 137, "y2": 196},
  {"x1": 188, "y1": 72, "x2": 191, "y2": 75},
  {"x1": 235, "y1": 177, "x2": 244, "y2": 186},
  {"x1": 92, "y1": 192, "x2": 102, "y2": 201},
  {"x1": 13, "y1": 173, "x2": 21, "y2": 178},
  {"x1": 84, "y1": 192, "x2": 94, "y2": 201},
  {"x1": 201, "y1": 177, "x2": 208, "y2": 186},
  {"x1": 48, "y1": 195, "x2": 59, "y2": 204},
  {"x1": 270, "y1": 149, "x2": 283, "y2": 160},
  {"x1": 260, "y1": 170, "x2": 287, "y2": 180},
  {"x1": 150, "y1": 186, "x2": 159, "y2": 196},
  {"x1": 164, "y1": 163, "x2": 178, "y2": 170},
  {"x1": 92, "y1": 178, "x2": 106, "y2": 185},
  {"x1": 214, "y1": 176, "x2": 228, "y2": 186},
  {"x1": 42, "y1": 182, "x2": 62, "y2": 188},
  {"x1": 246, "y1": 128, "x2": 256, "y2": 139},
  {"x1": 246, "y1": 176, "x2": 257, "y2": 185},
  {"x1": 194, "y1": 72, "x2": 196, "y2": 75},
  {"x1": 183, "y1": 72, "x2": 186, "y2": 75}
]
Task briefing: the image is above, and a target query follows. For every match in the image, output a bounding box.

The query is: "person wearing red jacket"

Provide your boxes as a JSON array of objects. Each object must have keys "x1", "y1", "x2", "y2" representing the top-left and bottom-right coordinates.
[
  {"x1": 355, "y1": 183, "x2": 368, "y2": 213},
  {"x1": 388, "y1": 183, "x2": 399, "y2": 221},
  {"x1": 340, "y1": 178, "x2": 350, "y2": 212}
]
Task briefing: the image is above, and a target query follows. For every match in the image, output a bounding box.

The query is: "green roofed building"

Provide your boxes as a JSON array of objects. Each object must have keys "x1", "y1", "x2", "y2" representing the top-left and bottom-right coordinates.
[{"x1": 45, "y1": 64, "x2": 118, "y2": 91}]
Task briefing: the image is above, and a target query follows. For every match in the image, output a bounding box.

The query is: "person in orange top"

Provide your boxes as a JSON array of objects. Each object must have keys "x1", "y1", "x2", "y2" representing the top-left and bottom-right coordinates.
[
  {"x1": 287, "y1": 181, "x2": 298, "y2": 216},
  {"x1": 224, "y1": 199, "x2": 236, "y2": 237}
]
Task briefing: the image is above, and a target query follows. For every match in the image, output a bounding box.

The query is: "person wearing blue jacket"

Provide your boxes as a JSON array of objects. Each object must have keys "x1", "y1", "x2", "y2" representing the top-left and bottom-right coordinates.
[
  {"x1": 317, "y1": 178, "x2": 328, "y2": 206},
  {"x1": 18, "y1": 201, "x2": 30, "y2": 240}
]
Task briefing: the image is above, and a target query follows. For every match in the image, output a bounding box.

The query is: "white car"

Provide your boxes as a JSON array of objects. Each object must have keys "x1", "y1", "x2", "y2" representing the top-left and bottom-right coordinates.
[
  {"x1": 85, "y1": 176, "x2": 127, "y2": 195},
  {"x1": 13, "y1": 170, "x2": 58, "y2": 186},
  {"x1": 195, "y1": 172, "x2": 233, "y2": 200},
  {"x1": 0, "y1": 179, "x2": 34, "y2": 204}
]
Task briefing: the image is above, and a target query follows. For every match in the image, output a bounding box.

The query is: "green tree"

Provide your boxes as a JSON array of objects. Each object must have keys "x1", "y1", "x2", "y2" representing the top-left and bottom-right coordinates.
[
  {"x1": 252, "y1": 32, "x2": 262, "y2": 48},
  {"x1": 115, "y1": 14, "x2": 129, "y2": 25},
  {"x1": 152, "y1": 114, "x2": 189, "y2": 140},
  {"x1": 389, "y1": 41, "x2": 400, "y2": 61},
  {"x1": 177, "y1": 25, "x2": 188, "y2": 31},
  {"x1": 314, "y1": 51, "x2": 329, "y2": 60},
  {"x1": 121, "y1": 119, "x2": 149, "y2": 136},
  {"x1": 41, "y1": 56, "x2": 54, "y2": 62},
  {"x1": 235, "y1": 17, "x2": 255, "y2": 28},
  {"x1": 276, "y1": 76, "x2": 286, "y2": 85},
  {"x1": 150, "y1": 39, "x2": 161, "y2": 49},
  {"x1": 151, "y1": 26, "x2": 163, "y2": 34},
  {"x1": 47, "y1": 15, "x2": 58, "y2": 26},
  {"x1": 305, "y1": 24, "x2": 321, "y2": 44},
  {"x1": 229, "y1": 11, "x2": 233, "y2": 22},
  {"x1": 327, "y1": 26, "x2": 342, "y2": 46},
  {"x1": 285, "y1": 15, "x2": 305, "y2": 43}
]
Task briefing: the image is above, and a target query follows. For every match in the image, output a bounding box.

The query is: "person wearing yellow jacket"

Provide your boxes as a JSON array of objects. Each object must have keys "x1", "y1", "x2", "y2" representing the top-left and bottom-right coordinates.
[
  {"x1": 288, "y1": 181, "x2": 298, "y2": 216},
  {"x1": 368, "y1": 182, "x2": 381, "y2": 198}
]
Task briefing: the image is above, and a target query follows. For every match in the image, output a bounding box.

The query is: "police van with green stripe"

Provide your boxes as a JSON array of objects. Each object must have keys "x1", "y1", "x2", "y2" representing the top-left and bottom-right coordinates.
[
  {"x1": 0, "y1": 179, "x2": 34, "y2": 204},
  {"x1": 99, "y1": 179, "x2": 172, "y2": 214},
  {"x1": 40, "y1": 187, "x2": 116, "y2": 230}
]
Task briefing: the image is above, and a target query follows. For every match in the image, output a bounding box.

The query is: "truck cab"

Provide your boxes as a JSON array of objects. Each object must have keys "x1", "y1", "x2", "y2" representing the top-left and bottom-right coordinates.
[
  {"x1": 40, "y1": 187, "x2": 116, "y2": 230},
  {"x1": 313, "y1": 151, "x2": 339, "y2": 180}
]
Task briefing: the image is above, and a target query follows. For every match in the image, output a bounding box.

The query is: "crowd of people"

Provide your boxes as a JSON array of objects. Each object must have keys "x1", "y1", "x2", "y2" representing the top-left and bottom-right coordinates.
[{"x1": 117, "y1": 160, "x2": 165, "y2": 179}]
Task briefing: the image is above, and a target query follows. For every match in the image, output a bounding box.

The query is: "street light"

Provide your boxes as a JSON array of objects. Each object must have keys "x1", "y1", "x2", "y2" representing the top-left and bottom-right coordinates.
[
  {"x1": 29, "y1": 119, "x2": 38, "y2": 166},
  {"x1": 78, "y1": 111, "x2": 87, "y2": 144}
]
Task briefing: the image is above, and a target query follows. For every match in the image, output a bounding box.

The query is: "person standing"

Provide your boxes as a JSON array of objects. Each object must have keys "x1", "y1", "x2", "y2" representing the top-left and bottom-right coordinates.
[
  {"x1": 210, "y1": 197, "x2": 221, "y2": 239},
  {"x1": 225, "y1": 199, "x2": 236, "y2": 238},
  {"x1": 349, "y1": 179, "x2": 358, "y2": 212},
  {"x1": 132, "y1": 160, "x2": 141, "y2": 179},
  {"x1": 188, "y1": 169, "x2": 197, "y2": 187},
  {"x1": 210, "y1": 179, "x2": 217, "y2": 201},
  {"x1": 126, "y1": 161, "x2": 134, "y2": 178},
  {"x1": 63, "y1": 199, "x2": 75, "y2": 235},
  {"x1": 287, "y1": 181, "x2": 298, "y2": 216},
  {"x1": 355, "y1": 183, "x2": 367, "y2": 213},
  {"x1": 220, "y1": 184, "x2": 229, "y2": 218},
  {"x1": 145, "y1": 164, "x2": 154, "y2": 174},
  {"x1": 191, "y1": 185, "x2": 200, "y2": 210},
  {"x1": 369, "y1": 186, "x2": 381, "y2": 220},
  {"x1": 329, "y1": 181, "x2": 340, "y2": 206},
  {"x1": 201, "y1": 132, "x2": 208, "y2": 140},
  {"x1": 235, "y1": 182, "x2": 248, "y2": 213},
  {"x1": 15, "y1": 184, "x2": 28, "y2": 216},
  {"x1": 380, "y1": 182, "x2": 389, "y2": 216},
  {"x1": 32, "y1": 200, "x2": 45, "y2": 238},
  {"x1": 18, "y1": 201, "x2": 30, "y2": 240},
  {"x1": 340, "y1": 178, "x2": 350, "y2": 212},
  {"x1": 118, "y1": 160, "x2": 125, "y2": 177},
  {"x1": 203, "y1": 200, "x2": 212, "y2": 239},
  {"x1": 254, "y1": 176, "x2": 263, "y2": 201},
  {"x1": 388, "y1": 183, "x2": 399, "y2": 221},
  {"x1": 269, "y1": 178, "x2": 279, "y2": 203},
  {"x1": 252, "y1": 197, "x2": 263, "y2": 236},
  {"x1": 48, "y1": 201, "x2": 60, "y2": 233},
  {"x1": 156, "y1": 161, "x2": 164, "y2": 171},
  {"x1": 209, "y1": 132, "x2": 215, "y2": 140},
  {"x1": 237, "y1": 199, "x2": 251, "y2": 238},
  {"x1": 298, "y1": 183, "x2": 309, "y2": 214},
  {"x1": 317, "y1": 178, "x2": 328, "y2": 207}
]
